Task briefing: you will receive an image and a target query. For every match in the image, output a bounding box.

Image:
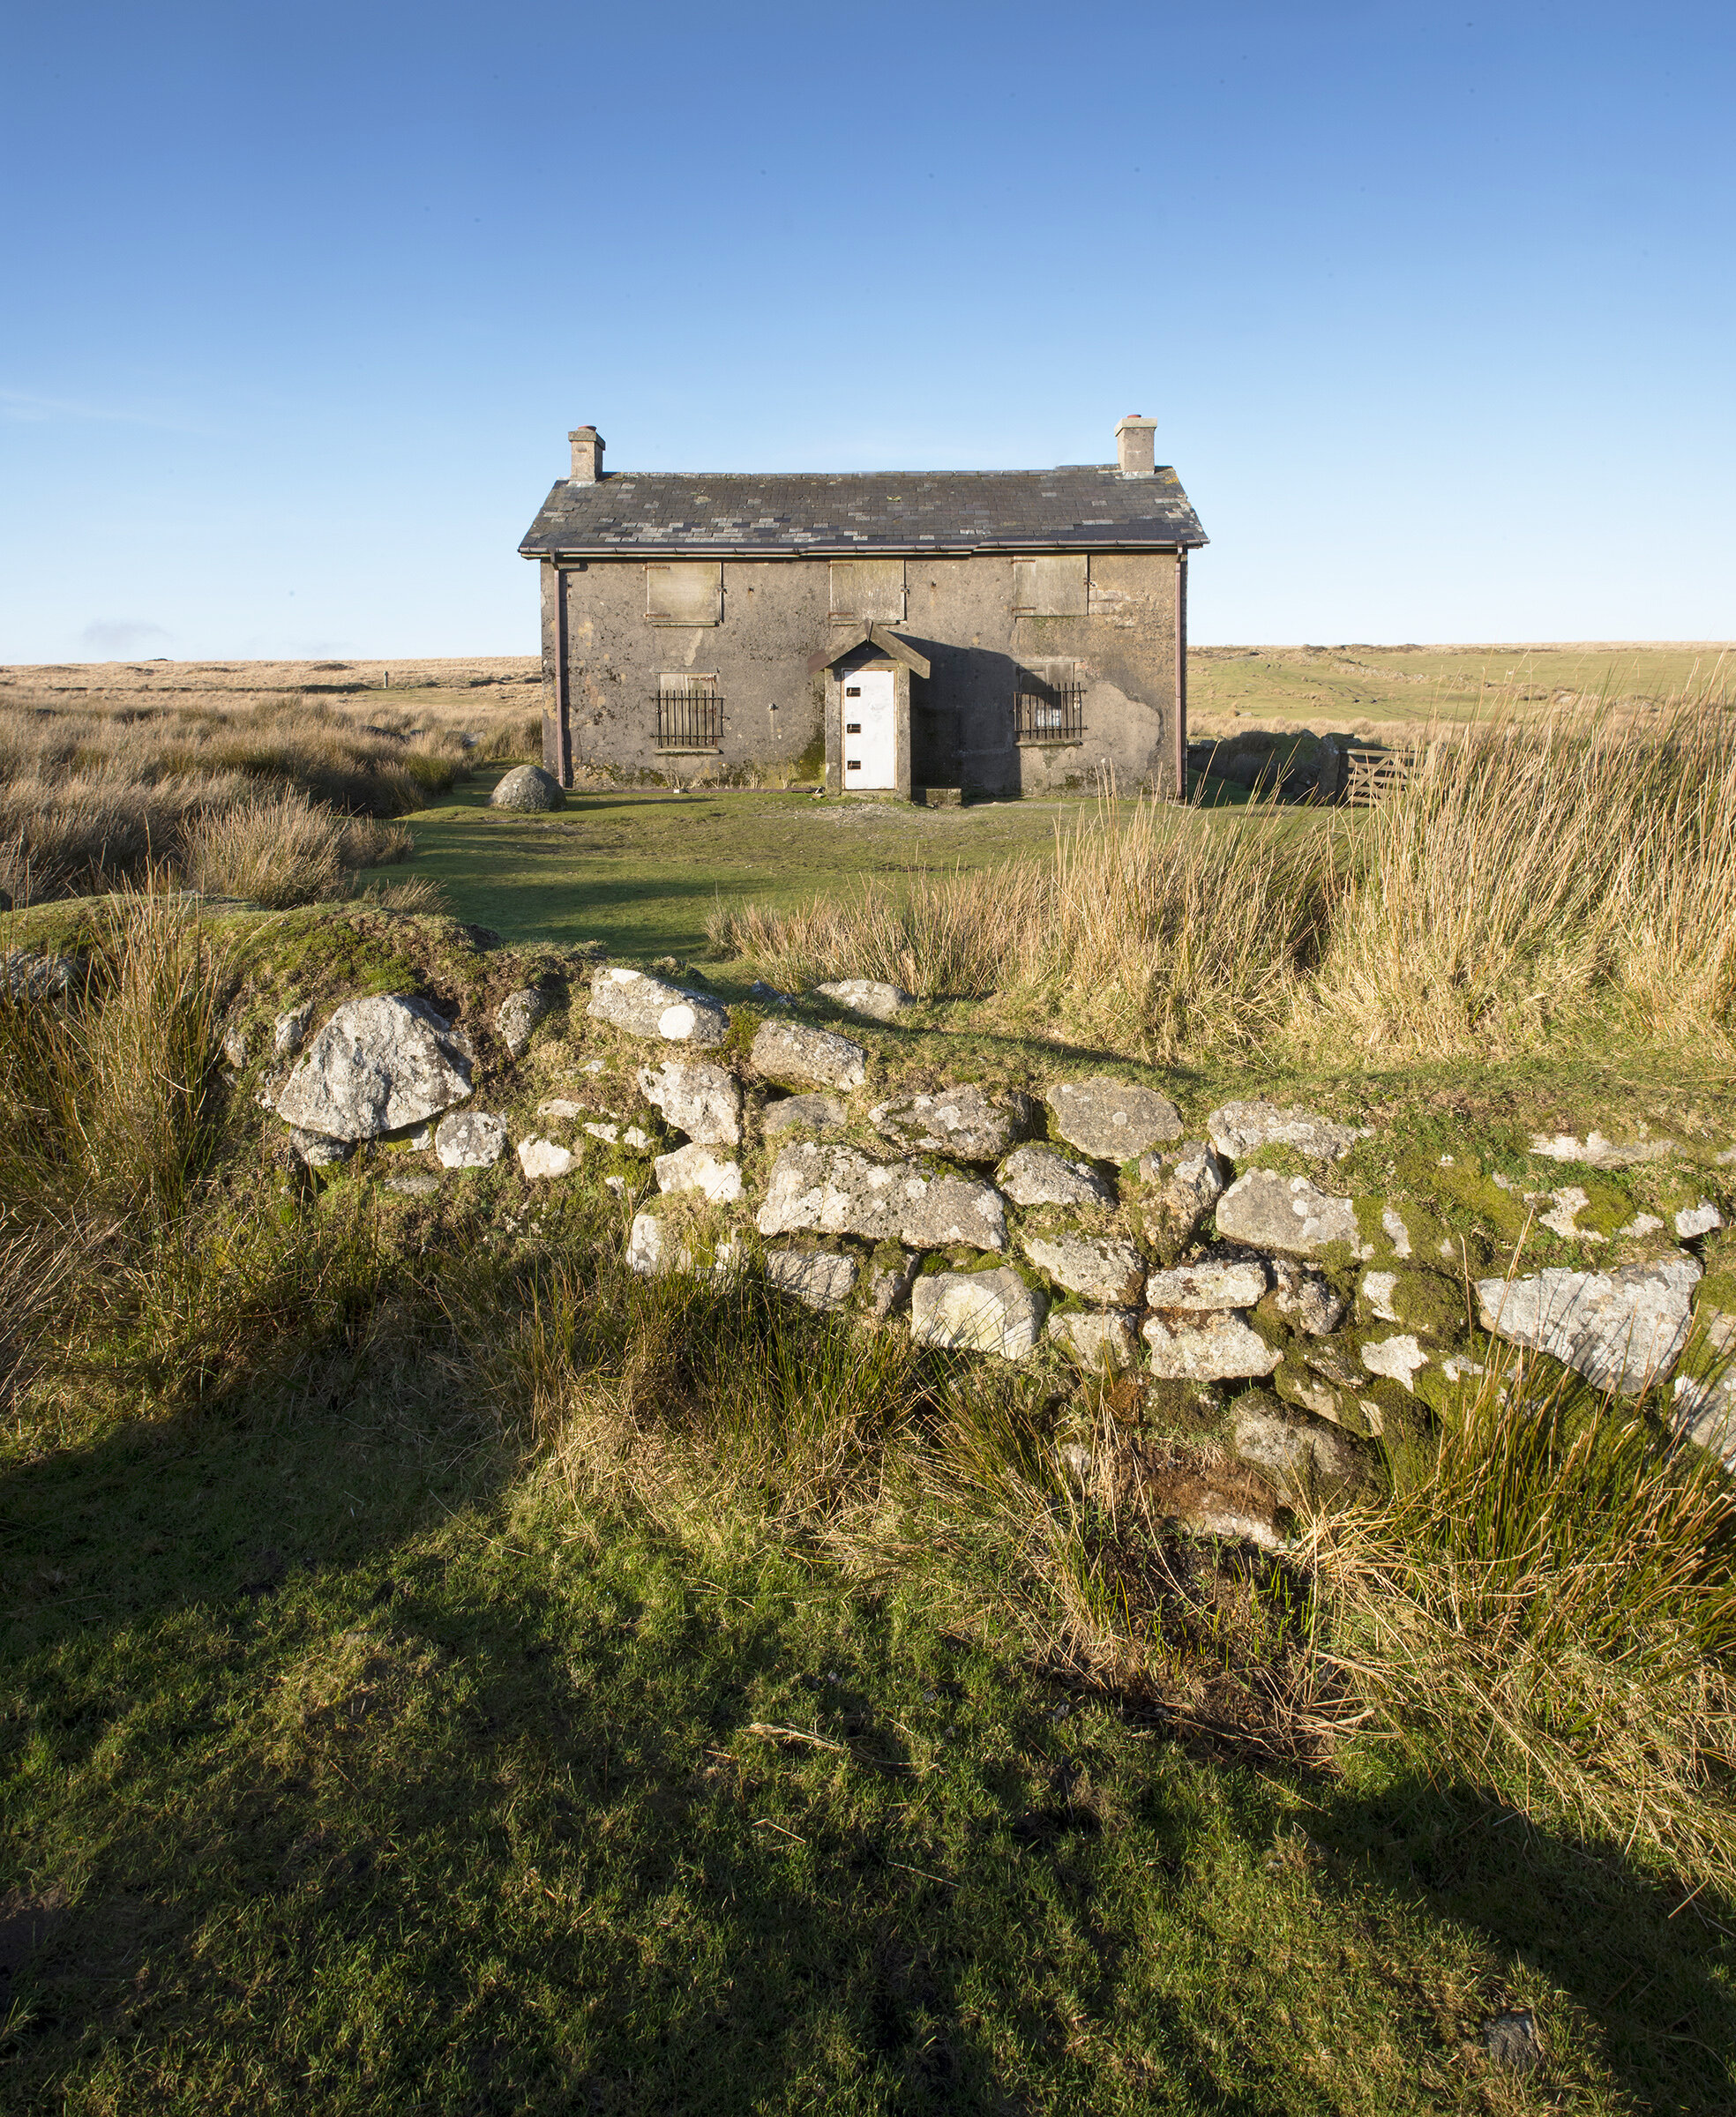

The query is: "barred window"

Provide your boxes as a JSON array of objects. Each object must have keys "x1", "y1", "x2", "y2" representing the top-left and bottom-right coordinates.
[
  {"x1": 1014, "y1": 669, "x2": 1083, "y2": 744},
  {"x1": 656, "y1": 675, "x2": 722, "y2": 752}
]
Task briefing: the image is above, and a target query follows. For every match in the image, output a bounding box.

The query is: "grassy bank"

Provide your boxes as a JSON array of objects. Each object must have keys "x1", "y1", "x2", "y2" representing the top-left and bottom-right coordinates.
[
  {"x1": 5, "y1": 696, "x2": 1736, "y2": 2108},
  {"x1": 3, "y1": 886, "x2": 1734, "y2": 2107}
]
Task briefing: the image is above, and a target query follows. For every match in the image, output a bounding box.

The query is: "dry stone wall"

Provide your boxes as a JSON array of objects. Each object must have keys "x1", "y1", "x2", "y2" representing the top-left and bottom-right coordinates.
[{"x1": 251, "y1": 954, "x2": 1736, "y2": 1494}]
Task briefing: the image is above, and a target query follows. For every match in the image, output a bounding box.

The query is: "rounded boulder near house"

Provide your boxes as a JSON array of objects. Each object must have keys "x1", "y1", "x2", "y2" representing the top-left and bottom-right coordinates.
[{"x1": 490, "y1": 764, "x2": 565, "y2": 812}]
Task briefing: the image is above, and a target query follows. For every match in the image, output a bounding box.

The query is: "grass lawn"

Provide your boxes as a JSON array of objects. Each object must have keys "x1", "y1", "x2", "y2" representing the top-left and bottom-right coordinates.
[
  {"x1": 7, "y1": 1316, "x2": 1727, "y2": 2113},
  {"x1": 375, "y1": 776, "x2": 1128, "y2": 963}
]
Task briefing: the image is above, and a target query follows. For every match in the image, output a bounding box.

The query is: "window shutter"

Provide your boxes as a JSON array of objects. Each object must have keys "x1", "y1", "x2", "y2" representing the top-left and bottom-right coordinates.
[
  {"x1": 828, "y1": 559, "x2": 905, "y2": 622},
  {"x1": 1011, "y1": 556, "x2": 1088, "y2": 617},
  {"x1": 645, "y1": 563, "x2": 722, "y2": 625}
]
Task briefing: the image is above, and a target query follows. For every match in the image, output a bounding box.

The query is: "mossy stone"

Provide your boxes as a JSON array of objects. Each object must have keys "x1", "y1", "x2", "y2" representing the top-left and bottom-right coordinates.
[
  {"x1": 1385, "y1": 1267, "x2": 1469, "y2": 1345},
  {"x1": 1396, "y1": 1148, "x2": 1530, "y2": 1245}
]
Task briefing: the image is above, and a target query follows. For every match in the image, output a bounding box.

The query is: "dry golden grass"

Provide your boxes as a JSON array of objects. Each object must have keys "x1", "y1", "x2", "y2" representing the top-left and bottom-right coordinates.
[
  {"x1": 712, "y1": 802, "x2": 1336, "y2": 1061},
  {"x1": 1301, "y1": 704, "x2": 1736, "y2": 1058},
  {"x1": 3, "y1": 889, "x2": 227, "y2": 1228},
  {"x1": 715, "y1": 697, "x2": 1736, "y2": 1064},
  {"x1": 0, "y1": 668, "x2": 539, "y2": 905},
  {"x1": 180, "y1": 791, "x2": 411, "y2": 908}
]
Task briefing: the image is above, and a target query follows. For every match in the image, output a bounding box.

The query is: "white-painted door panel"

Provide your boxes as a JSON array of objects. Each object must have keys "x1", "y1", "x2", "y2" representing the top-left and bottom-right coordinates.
[{"x1": 842, "y1": 670, "x2": 895, "y2": 789}]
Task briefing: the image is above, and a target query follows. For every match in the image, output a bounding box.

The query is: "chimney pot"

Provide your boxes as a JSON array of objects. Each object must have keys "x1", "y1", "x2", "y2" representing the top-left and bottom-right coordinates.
[
  {"x1": 569, "y1": 425, "x2": 604, "y2": 482},
  {"x1": 1114, "y1": 413, "x2": 1157, "y2": 477}
]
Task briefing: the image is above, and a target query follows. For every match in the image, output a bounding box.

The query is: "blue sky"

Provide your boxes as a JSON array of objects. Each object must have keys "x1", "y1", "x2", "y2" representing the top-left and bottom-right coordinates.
[{"x1": 3, "y1": 0, "x2": 1732, "y2": 660}]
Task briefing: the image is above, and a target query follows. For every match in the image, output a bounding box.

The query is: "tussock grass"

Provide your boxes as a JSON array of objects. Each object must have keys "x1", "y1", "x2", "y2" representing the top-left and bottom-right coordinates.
[
  {"x1": 711, "y1": 801, "x2": 1332, "y2": 1060},
  {"x1": 713, "y1": 699, "x2": 1736, "y2": 1063},
  {"x1": 0, "y1": 891, "x2": 387, "y2": 1410},
  {"x1": 508, "y1": 1253, "x2": 919, "y2": 1550},
  {"x1": 1304, "y1": 705, "x2": 1736, "y2": 1058},
  {"x1": 3, "y1": 890, "x2": 227, "y2": 1228},
  {"x1": 181, "y1": 789, "x2": 411, "y2": 908},
  {"x1": 1310, "y1": 1350, "x2": 1736, "y2": 1887},
  {"x1": 903, "y1": 1383, "x2": 1321, "y2": 1747},
  {"x1": 471, "y1": 708, "x2": 543, "y2": 761},
  {"x1": 0, "y1": 690, "x2": 468, "y2": 904}
]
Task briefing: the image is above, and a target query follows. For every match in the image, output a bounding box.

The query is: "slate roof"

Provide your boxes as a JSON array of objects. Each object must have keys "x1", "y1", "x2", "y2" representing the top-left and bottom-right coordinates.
[{"x1": 519, "y1": 464, "x2": 1207, "y2": 558}]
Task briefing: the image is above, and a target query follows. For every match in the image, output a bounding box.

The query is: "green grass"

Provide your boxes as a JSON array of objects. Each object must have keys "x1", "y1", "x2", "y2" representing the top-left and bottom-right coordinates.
[
  {"x1": 7, "y1": 790, "x2": 1736, "y2": 2113},
  {"x1": 3, "y1": 1012, "x2": 1732, "y2": 2111},
  {"x1": 365, "y1": 776, "x2": 1135, "y2": 960},
  {"x1": 6, "y1": 1335, "x2": 1730, "y2": 2113}
]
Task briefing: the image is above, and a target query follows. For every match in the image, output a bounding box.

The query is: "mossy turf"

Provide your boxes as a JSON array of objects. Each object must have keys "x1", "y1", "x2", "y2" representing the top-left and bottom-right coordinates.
[{"x1": 6, "y1": 1357, "x2": 1732, "y2": 2114}]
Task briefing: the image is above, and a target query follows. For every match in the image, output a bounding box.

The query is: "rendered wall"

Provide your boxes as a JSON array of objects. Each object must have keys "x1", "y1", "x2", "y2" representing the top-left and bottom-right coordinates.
[{"x1": 542, "y1": 550, "x2": 1180, "y2": 796}]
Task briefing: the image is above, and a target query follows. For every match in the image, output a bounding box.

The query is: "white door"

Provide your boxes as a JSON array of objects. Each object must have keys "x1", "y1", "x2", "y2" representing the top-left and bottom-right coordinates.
[{"x1": 842, "y1": 669, "x2": 895, "y2": 789}]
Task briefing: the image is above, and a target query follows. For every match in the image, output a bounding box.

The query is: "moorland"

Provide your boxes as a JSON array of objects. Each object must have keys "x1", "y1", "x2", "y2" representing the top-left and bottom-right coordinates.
[{"x1": 3, "y1": 645, "x2": 1735, "y2": 2114}]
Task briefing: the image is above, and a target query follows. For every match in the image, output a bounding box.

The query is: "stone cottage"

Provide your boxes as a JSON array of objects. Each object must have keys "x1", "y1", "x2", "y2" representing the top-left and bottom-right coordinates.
[{"x1": 518, "y1": 416, "x2": 1208, "y2": 801}]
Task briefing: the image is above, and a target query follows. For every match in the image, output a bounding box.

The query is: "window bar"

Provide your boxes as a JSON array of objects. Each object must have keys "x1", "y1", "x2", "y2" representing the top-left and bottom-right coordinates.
[
  {"x1": 656, "y1": 678, "x2": 722, "y2": 751},
  {"x1": 1014, "y1": 679, "x2": 1084, "y2": 744}
]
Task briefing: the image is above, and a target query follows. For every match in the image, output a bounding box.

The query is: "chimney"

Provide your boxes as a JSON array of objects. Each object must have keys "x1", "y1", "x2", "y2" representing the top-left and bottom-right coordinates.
[
  {"x1": 568, "y1": 425, "x2": 604, "y2": 482},
  {"x1": 1114, "y1": 413, "x2": 1156, "y2": 477}
]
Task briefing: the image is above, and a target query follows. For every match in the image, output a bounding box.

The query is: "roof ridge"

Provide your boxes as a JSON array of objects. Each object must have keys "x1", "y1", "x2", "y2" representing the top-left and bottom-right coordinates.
[{"x1": 590, "y1": 464, "x2": 1128, "y2": 481}]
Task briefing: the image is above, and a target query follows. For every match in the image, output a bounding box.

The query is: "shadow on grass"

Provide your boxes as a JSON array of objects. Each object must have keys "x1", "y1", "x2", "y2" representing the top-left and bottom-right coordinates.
[
  {"x1": 4, "y1": 1367, "x2": 1733, "y2": 2113},
  {"x1": 1313, "y1": 1774, "x2": 1736, "y2": 2109}
]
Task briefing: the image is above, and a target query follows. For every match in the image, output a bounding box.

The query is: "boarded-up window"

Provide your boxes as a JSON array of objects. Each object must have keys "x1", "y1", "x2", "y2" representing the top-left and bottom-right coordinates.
[
  {"x1": 645, "y1": 562, "x2": 722, "y2": 626},
  {"x1": 1012, "y1": 556, "x2": 1089, "y2": 617},
  {"x1": 829, "y1": 559, "x2": 905, "y2": 622}
]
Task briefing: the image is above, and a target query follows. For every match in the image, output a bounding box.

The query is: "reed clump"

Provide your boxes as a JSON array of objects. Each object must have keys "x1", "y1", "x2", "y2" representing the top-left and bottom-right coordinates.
[
  {"x1": 180, "y1": 790, "x2": 411, "y2": 908},
  {"x1": 1303, "y1": 704, "x2": 1736, "y2": 1057},
  {"x1": 0, "y1": 891, "x2": 385, "y2": 1410}
]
